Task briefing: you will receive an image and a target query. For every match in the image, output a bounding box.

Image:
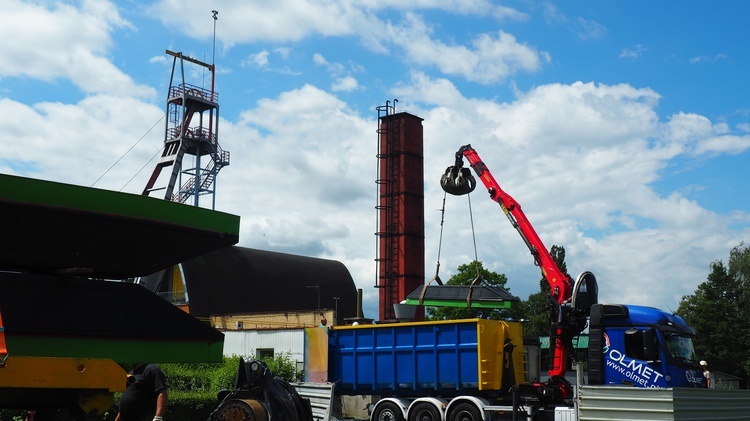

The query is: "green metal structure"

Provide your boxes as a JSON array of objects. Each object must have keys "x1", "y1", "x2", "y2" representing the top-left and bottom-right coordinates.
[
  {"x1": 0, "y1": 172, "x2": 241, "y2": 417},
  {"x1": 0, "y1": 173, "x2": 239, "y2": 279}
]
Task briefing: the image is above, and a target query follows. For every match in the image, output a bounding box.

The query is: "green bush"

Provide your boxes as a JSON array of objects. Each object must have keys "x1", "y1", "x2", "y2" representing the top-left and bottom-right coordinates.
[
  {"x1": 259, "y1": 352, "x2": 304, "y2": 382},
  {"x1": 161, "y1": 362, "x2": 218, "y2": 392},
  {"x1": 209, "y1": 355, "x2": 241, "y2": 391}
]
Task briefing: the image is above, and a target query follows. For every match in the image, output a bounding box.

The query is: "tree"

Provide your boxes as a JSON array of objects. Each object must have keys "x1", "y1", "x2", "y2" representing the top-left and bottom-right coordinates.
[
  {"x1": 729, "y1": 244, "x2": 750, "y2": 380},
  {"x1": 523, "y1": 245, "x2": 572, "y2": 337},
  {"x1": 677, "y1": 242, "x2": 750, "y2": 385},
  {"x1": 425, "y1": 260, "x2": 521, "y2": 321},
  {"x1": 426, "y1": 246, "x2": 573, "y2": 330}
]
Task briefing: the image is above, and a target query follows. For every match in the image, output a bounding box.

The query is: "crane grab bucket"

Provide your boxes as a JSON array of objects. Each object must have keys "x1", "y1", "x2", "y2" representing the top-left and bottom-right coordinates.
[{"x1": 440, "y1": 166, "x2": 476, "y2": 195}]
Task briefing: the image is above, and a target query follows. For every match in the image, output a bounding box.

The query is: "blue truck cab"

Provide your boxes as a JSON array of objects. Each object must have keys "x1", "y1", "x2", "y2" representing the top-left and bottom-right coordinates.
[{"x1": 587, "y1": 303, "x2": 706, "y2": 388}]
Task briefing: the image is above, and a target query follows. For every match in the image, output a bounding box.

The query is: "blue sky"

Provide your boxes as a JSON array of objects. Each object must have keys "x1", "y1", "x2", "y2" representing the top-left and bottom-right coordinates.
[{"x1": 1, "y1": 0, "x2": 749, "y2": 321}]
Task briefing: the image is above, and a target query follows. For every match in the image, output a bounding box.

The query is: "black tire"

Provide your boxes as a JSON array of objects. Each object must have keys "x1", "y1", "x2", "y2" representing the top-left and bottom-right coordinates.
[
  {"x1": 448, "y1": 402, "x2": 482, "y2": 421},
  {"x1": 408, "y1": 402, "x2": 441, "y2": 421},
  {"x1": 373, "y1": 401, "x2": 405, "y2": 421}
]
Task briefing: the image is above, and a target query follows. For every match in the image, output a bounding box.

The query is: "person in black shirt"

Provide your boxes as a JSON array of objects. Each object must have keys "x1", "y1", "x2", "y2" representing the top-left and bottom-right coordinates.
[{"x1": 115, "y1": 363, "x2": 167, "y2": 421}]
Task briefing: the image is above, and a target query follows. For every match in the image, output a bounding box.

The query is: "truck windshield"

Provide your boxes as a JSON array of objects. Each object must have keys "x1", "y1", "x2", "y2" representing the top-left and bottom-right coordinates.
[{"x1": 663, "y1": 332, "x2": 697, "y2": 363}]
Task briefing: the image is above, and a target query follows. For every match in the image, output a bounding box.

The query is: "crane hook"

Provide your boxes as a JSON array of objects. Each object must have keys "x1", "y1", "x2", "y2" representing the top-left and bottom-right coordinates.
[{"x1": 440, "y1": 166, "x2": 476, "y2": 196}]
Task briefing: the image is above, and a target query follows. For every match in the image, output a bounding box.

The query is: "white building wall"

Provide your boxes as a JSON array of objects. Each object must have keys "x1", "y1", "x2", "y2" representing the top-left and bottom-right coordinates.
[{"x1": 223, "y1": 329, "x2": 306, "y2": 363}]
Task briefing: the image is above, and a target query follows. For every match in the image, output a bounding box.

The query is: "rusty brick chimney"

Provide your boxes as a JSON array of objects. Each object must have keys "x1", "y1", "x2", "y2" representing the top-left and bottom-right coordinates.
[{"x1": 375, "y1": 104, "x2": 425, "y2": 321}]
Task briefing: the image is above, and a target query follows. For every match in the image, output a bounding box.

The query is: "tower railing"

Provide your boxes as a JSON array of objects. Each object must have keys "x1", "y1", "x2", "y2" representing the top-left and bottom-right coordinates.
[{"x1": 168, "y1": 83, "x2": 219, "y2": 103}]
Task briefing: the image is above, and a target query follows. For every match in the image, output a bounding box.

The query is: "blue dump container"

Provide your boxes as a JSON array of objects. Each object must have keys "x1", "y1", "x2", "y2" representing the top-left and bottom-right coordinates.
[{"x1": 327, "y1": 319, "x2": 523, "y2": 396}]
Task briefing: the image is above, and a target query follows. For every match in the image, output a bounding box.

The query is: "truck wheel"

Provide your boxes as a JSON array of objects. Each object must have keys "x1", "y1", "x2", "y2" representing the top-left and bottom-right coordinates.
[
  {"x1": 408, "y1": 402, "x2": 441, "y2": 421},
  {"x1": 448, "y1": 403, "x2": 482, "y2": 421},
  {"x1": 373, "y1": 402, "x2": 405, "y2": 421}
]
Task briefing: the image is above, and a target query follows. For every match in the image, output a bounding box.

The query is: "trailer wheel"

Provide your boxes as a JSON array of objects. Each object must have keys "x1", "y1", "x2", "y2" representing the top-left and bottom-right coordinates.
[
  {"x1": 373, "y1": 401, "x2": 405, "y2": 421},
  {"x1": 448, "y1": 403, "x2": 481, "y2": 421},
  {"x1": 408, "y1": 402, "x2": 441, "y2": 421}
]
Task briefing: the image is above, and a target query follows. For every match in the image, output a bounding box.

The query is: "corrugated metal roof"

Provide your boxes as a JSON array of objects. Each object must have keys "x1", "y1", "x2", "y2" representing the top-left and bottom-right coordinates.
[{"x1": 539, "y1": 335, "x2": 589, "y2": 349}]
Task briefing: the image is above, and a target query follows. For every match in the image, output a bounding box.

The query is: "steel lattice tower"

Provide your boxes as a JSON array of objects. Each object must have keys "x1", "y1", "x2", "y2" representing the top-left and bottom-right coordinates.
[{"x1": 142, "y1": 50, "x2": 229, "y2": 209}]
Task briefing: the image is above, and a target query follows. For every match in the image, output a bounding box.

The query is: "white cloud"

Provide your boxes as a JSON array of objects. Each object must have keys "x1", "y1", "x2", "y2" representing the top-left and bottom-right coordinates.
[
  {"x1": 148, "y1": 2, "x2": 543, "y2": 85},
  {"x1": 543, "y1": 2, "x2": 568, "y2": 25},
  {"x1": 242, "y1": 49, "x2": 301, "y2": 75},
  {"x1": 385, "y1": 14, "x2": 547, "y2": 85},
  {"x1": 312, "y1": 53, "x2": 346, "y2": 75},
  {"x1": 662, "y1": 112, "x2": 750, "y2": 157},
  {"x1": 149, "y1": 0, "x2": 528, "y2": 45},
  {"x1": 541, "y1": 5, "x2": 607, "y2": 43},
  {"x1": 275, "y1": 47, "x2": 292, "y2": 60},
  {"x1": 392, "y1": 72, "x2": 468, "y2": 107},
  {"x1": 313, "y1": 53, "x2": 328, "y2": 67},
  {"x1": 313, "y1": 53, "x2": 362, "y2": 91},
  {"x1": 150, "y1": 0, "x2": 370, "y2": 44},
  {"x1": 690, "y1": 54, "x2": 729, "y2": 64},
  {"x1": 620, "y1": 44, "x2": 647, "y2": 59},
  {"x1": 149, "y1": 55, "x2": 169, "y2": 65},
  {"x1": 0, "y1": 95, "x2": 164, "y2": 190},
  {"x1": 692, "y1": 134, "x2": 750, "y2": 156},
  {"x1": 332, "y1": 76, "x2": 359, "y2": 92},
  {"x1": 246, "y1": 50, "x2": 270, "y2": 68},
  {"x1": 0, "y1": 0, "x2": 153, "y2": 98},
  {"x1": 576, "y1": 17, "x2": 608, "y2": 40}
]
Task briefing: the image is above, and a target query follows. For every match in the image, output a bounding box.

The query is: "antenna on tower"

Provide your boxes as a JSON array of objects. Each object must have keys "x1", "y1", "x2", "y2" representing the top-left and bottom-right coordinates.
[{"x1": 212, "y1": 10, "x2": 218, "y2": 67}]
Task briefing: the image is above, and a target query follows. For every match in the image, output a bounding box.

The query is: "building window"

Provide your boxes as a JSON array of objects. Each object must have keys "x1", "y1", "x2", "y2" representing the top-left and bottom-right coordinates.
[{"x1": 257, "y1": 348, "x2": 274, "y2": 360}]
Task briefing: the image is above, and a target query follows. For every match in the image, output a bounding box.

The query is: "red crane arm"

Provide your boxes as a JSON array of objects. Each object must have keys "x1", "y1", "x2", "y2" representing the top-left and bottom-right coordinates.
[
  {"x1": 457, "y1": 145, "x2": 572, "y2": 304},
  {"x1": 441, "y1": 144, "x2": 575, "y2": 384}
]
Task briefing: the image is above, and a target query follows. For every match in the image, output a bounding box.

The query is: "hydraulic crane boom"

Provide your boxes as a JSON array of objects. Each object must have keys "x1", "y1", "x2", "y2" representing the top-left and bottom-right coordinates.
[
  {"x1": 441, "y1": 144, "x2": 594, "y2": 400},
  {"x1": 444, "y1": 145, "x2": 572, "y2": 305}
]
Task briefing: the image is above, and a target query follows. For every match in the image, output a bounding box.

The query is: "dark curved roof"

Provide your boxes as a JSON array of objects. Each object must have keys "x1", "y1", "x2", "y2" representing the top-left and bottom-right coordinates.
[{"x1": 177, "y1": 246, "x2": 359, "y2": 320}]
